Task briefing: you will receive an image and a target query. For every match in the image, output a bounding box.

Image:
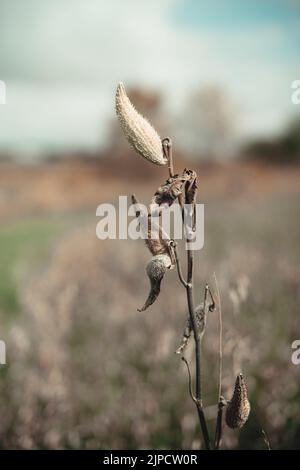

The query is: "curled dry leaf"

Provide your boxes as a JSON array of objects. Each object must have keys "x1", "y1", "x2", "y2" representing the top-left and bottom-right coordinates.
[
  {"x1": 225, "y1": 373, "x2": 251, "y2": 429},
  {"x1": 131, "y1": 194, "x2": 175, "y2": 264},
  {"x1": 151, "y1": 174, "x2": 188, "y2": 208},
  {"x1": 176, "y1": 298, "x2": 214, "y2": 354},
  {"x1": 184, "y1": 169, "x2": 198, "y2": 205},
  {"x1": 116, "y1": 83, "x2": 167, "y2": 166}
]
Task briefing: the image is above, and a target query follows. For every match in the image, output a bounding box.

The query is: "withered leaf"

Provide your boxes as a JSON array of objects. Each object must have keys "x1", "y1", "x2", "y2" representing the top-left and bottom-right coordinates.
[{"x1": 151, "y1": 174, "x2": 188, "y2": 208}]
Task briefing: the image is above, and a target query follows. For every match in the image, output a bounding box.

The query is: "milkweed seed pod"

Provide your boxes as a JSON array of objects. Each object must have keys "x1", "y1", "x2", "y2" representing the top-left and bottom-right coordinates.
[
  {"x1": 138, "y1": 254, "x2": 172, "y2": 312},
  {"x1": 176, "y1": 300, "x2": 214, "y2": 354},
  {"x1": 225, "y1": 373, "x2": 251, "y2": 429},
  {"x1": 131, "y1": 194, "x2": 175, "y2": 311},
  {"x1": 116, "y1": 83, "x2": 167, "y2": 165}
]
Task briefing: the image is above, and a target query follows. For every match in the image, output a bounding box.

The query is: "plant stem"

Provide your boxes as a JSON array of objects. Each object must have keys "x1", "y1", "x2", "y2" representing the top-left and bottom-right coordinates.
[
  {"x1": 186, "y1": 244, "x2": 211, "y2": 450},
  {"x1": 173, "y1": 244, "x2": 187, "y2": 288},
  {"x1": 164, "y1": 137, "x2": 211, "y2": 450},
  {"x1": 162, "y1": 137, "x2": 174, "y2": 177},
  {"x1": 213, "y1": 272, "x2": 223, "y2": 450},
  {"x1": 214, "y1": 405, "x2": 224, "y2": 450}
]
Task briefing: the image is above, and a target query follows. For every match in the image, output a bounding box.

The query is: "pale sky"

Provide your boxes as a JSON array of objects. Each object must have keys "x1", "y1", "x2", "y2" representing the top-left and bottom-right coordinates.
[{"x1": 0, "y1": 0, "x2": 299, "y2": 156}]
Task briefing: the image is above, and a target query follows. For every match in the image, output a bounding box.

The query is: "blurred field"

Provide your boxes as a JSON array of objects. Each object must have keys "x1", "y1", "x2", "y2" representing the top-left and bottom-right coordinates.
[{"x1": 0, "y1": 157, "x2": 300, "y2": 449}]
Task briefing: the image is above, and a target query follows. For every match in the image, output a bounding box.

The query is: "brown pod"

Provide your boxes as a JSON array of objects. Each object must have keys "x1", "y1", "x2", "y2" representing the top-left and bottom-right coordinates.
[{"x1": 225, "y1": 373, "x2": 250, "y2": 429}]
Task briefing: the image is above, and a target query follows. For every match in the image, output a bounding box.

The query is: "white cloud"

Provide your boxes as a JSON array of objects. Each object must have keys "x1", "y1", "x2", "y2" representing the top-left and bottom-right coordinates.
[{"x1": 0, "y1": 0, "x2": 299, "y2": 155}]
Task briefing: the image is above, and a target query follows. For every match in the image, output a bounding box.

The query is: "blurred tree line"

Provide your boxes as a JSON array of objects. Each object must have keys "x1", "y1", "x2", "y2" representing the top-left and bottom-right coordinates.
[{"x1": 242, "y1": 119, "x2": 300, "y2": 165}]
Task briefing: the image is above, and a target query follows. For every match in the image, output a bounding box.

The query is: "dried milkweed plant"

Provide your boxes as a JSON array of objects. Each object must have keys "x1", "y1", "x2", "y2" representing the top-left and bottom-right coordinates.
[{"x1": 115, "y1": 83, "x2": 253, "y2": 450}]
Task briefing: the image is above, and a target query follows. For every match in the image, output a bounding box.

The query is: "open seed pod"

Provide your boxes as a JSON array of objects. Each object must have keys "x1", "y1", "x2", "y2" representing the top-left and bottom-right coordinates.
[
  {"x1": 138, "y1": 254, "x2": 172, "y2": 312},
  {"x1": 131, "y1": 194, "x2": 175, "y2": 312},
  {"x1": 116, "y1": 83, "x2": 167, "y2": 165},
  {"x1": 225, "y1": 373, "x2": 251, "y2": 429}
]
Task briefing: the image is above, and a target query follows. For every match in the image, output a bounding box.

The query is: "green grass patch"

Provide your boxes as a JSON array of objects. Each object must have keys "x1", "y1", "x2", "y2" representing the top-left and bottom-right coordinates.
[{"x1": 0, "y1": 217, "x2": 68, "y2": 316}]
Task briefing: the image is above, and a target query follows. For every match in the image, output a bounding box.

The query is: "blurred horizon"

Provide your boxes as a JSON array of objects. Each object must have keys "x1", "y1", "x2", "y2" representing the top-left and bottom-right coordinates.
[{"x1": 0, "y1": 0, "x2": 300, "y2": 158}]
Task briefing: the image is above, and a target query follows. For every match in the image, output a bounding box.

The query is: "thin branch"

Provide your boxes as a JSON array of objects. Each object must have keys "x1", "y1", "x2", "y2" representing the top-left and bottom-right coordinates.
[
  {"x1": 203, "y1": 283, "x2": 209, "y2": 312},
  {"x1": 162, "y1": 137, "x2": 174, "y2": 178},
  {"x1": 186, "y1": 255, "x2": 211, "y2": 450},
  {"x1": 172, "y1": 242, "x2": 188, "y2": 288},
  {"x1": 213, "y1": 272, "x2": 223, "y2": 450},
  {"x1": 261, "y1": 428, "x2": 271, "y2": 450},
  {"x1": 181, "y1": 356, "x2": 197, "y2": 404},
  {"x1": 207, "y1": 285, "x2": 216, "y2": 312},
  {"x1": 213, "y1": 272, "x2": 223, "y2": 401},
  {"x1": 185, "y1": 194, "x2": 211, "y2": 450},
  {"x1": 214, "y1": 406, "x2": 223, "y2": 450}
]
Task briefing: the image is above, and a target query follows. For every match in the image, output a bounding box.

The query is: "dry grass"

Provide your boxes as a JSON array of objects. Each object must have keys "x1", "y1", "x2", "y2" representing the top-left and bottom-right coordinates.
[{"x1": 0, "y1": 159, "x2": 299, "y2": 449}]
